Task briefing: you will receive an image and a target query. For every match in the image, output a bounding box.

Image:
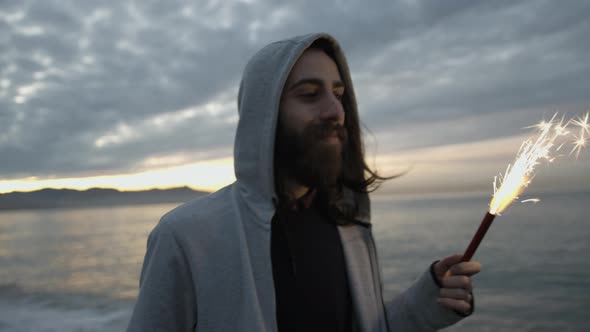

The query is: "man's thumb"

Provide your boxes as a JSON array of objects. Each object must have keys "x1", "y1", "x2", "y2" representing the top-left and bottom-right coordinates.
[{"x1": 434, "y1": 253, "x2": 463, "y2": 278}]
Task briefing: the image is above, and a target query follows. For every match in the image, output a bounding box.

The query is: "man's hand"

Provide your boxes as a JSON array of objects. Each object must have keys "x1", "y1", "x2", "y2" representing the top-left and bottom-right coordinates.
[{"x1": 433, "y1": 254, "x2": 481, "y2": 315}]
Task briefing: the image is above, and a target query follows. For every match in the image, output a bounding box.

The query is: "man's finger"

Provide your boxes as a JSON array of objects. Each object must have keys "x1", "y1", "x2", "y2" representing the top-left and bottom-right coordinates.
[
  {"x1": 440, "y1": 288, "x2": 472, "y2": 302},
  {"x1": 449, "y1": 261, "x2": 482, "y2": 276},
  {"x1": 433, "y1": 254, "x2": 463, "y2": 278},
  {"x1": 437, "y1": 297, "x2": 471, "y2": 314},
  {"x1": 441, "y1": 275, "x2": 473, "y2": 292}
]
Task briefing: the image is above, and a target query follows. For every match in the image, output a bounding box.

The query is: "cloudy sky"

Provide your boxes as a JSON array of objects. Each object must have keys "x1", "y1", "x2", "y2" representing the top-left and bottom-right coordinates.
[{"x1": 1, "y1": 0, "x2": 589, "y2": 195}]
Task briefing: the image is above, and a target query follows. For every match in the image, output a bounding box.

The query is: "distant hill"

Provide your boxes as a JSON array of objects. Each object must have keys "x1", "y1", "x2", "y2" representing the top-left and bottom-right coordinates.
[{"x1": 0, "y1": 187, "x2": 209, "y2": 210}]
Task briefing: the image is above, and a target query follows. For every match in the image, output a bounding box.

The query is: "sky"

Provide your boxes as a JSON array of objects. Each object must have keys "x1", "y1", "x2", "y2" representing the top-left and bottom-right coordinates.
[{"x1": 1, "y1": 0, "x2": 589, "y2": 195}]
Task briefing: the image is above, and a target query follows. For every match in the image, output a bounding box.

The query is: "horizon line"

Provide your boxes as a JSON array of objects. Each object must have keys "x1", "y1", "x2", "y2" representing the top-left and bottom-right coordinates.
[{"x1": 0, "y1": 185, "x2": 214, "y2": 195}]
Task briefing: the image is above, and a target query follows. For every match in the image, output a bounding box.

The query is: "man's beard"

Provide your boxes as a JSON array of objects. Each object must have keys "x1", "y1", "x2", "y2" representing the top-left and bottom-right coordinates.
[{"x1": 275, "y1": 121, "x2": 348, "y2": 192}]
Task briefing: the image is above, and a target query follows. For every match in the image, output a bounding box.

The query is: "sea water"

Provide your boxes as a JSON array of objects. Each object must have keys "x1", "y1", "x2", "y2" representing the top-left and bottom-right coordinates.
[
  {"x1": 372, "y1": 191, "x2": 590, "y2": 331},
  {"x1": 0, "y1": 192, "x2": 588, "y2": 331}
]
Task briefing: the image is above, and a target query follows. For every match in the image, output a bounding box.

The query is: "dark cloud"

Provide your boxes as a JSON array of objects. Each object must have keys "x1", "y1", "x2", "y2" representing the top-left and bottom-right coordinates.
[
  {"x1": 0, "y1": 0, "x2": 589, "y2": 180},
  {"x1": 354, "y1": 0, "x2": 590, "y2": 134}
]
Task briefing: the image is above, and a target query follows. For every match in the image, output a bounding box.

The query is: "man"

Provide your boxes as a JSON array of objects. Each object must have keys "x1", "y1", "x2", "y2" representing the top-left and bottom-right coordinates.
[{"x1": 127, "y1": 33, "x2": 481, "y2": 332}]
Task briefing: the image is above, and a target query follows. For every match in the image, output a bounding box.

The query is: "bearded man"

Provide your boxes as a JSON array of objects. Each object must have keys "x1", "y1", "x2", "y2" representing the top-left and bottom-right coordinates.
[{"x1": 127, "y1": 33, "x2": 481, "y2": 332}]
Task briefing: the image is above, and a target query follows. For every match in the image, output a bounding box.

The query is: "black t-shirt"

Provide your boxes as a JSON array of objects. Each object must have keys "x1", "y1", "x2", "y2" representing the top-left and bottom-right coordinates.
[{"x1": 271, "y1": 202, "x2": 353, "y2": 332}]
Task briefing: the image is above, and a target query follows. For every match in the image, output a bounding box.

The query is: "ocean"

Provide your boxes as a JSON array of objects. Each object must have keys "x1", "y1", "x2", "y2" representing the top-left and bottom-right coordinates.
[{"x1": 0, "y1": 191, "x2": 588, "y2": 331}]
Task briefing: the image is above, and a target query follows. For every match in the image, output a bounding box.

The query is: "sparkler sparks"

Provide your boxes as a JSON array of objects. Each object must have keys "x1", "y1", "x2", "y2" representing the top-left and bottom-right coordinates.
[
  {"x1": 570, "y1": 112, "x2": 589, "y2": 159},
  {"x1": 462, "y1": 111, "x2": 588, "y2": 262},
  {"x1": 570, "y1": 134, "x2": 587, "y2": 159},
  {"x1": 521, "y1": 198, "x2": 540, "y2": 203},
  {"x1": 488, "y1": 112, "x2": 588, "y2": 215},
  {"x1": 572, "y1": 112, "x2": 590, "y2": 135}
]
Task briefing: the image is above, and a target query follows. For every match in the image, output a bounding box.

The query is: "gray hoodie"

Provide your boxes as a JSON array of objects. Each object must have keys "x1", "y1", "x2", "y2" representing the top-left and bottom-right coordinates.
[{"x1": 127, "y1": 33, "x2": 466, "y2": 332}]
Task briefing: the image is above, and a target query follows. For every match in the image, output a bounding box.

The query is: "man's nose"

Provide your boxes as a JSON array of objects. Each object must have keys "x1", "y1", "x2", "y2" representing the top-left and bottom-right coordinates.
[{"x1": 319, "y1": 94, "x2": 345, "y2": 124}]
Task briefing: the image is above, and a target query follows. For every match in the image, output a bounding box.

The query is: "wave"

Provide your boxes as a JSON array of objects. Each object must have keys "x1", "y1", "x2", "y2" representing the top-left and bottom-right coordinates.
[{"x1": 0, "y1": 284, "x2": 132, "y2": 332}]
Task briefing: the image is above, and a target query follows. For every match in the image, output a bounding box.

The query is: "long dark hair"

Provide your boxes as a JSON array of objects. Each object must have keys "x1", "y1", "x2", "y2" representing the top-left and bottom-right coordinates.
[
  {"x1": 274, "y1": 39, "x2": 397, "y2": 223},
  {"x1": 311, "y1": 39, "x2": 395, "y2": 192}
]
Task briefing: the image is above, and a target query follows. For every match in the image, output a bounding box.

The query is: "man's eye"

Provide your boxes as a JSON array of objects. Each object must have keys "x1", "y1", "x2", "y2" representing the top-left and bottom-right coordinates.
[{"x1": 300, "y1": 91, "x2": 318, "y2": 98}]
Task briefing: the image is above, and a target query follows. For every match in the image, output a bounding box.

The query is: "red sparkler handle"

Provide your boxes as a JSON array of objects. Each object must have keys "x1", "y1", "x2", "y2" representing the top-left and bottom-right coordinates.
[{"x1": 462, "y1": 212, "x2": 496, "y2": 262}]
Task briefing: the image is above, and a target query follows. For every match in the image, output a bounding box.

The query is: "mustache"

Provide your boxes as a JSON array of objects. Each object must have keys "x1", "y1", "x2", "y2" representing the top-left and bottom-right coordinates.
[{"x1": 310, "y1": 122, "x2": 348, "y2": 142}]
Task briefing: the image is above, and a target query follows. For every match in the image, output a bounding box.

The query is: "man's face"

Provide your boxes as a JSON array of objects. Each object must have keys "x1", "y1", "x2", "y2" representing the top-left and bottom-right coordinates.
[{"x1": 275, "y1": 48, "x2": 348, "y2": 189}]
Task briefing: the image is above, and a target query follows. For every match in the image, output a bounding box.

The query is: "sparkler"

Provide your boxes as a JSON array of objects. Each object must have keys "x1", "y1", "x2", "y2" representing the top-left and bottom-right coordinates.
[
  {"x1": 570, "y1": 113, "x2": 589, "y2": 159},
  {"x1": 462, "y1": 112, "x2": 589, "y2": 262}
]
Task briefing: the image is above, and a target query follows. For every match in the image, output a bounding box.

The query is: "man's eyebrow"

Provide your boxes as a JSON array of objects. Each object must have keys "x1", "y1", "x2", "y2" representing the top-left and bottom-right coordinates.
[{"x1": 288, "y1": 78, "x2": 345, "y2": 91}]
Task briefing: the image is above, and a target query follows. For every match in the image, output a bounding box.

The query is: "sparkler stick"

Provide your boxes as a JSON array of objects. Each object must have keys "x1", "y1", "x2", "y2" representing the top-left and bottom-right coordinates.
[
  {"x1": 462, "y1": 212, "x2": 495, "y2": 262},
  {"x1": 461, "y1": 112, "x2": 589, "y2": 262}
]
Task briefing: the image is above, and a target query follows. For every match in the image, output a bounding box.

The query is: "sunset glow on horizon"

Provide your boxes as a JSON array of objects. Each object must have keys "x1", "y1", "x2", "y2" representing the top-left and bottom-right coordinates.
[
  {"x1": 0, "y1": 157, "x2": 235, "y2": 194},
  {"x1": 3, "y1": 131, "x2": 588, "y2": 196}
]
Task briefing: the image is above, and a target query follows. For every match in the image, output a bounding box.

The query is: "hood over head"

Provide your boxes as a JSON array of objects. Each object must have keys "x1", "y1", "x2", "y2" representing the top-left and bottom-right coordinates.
[{"x1": 233, "y1": 33, "x2": 368, "y2": 226}]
